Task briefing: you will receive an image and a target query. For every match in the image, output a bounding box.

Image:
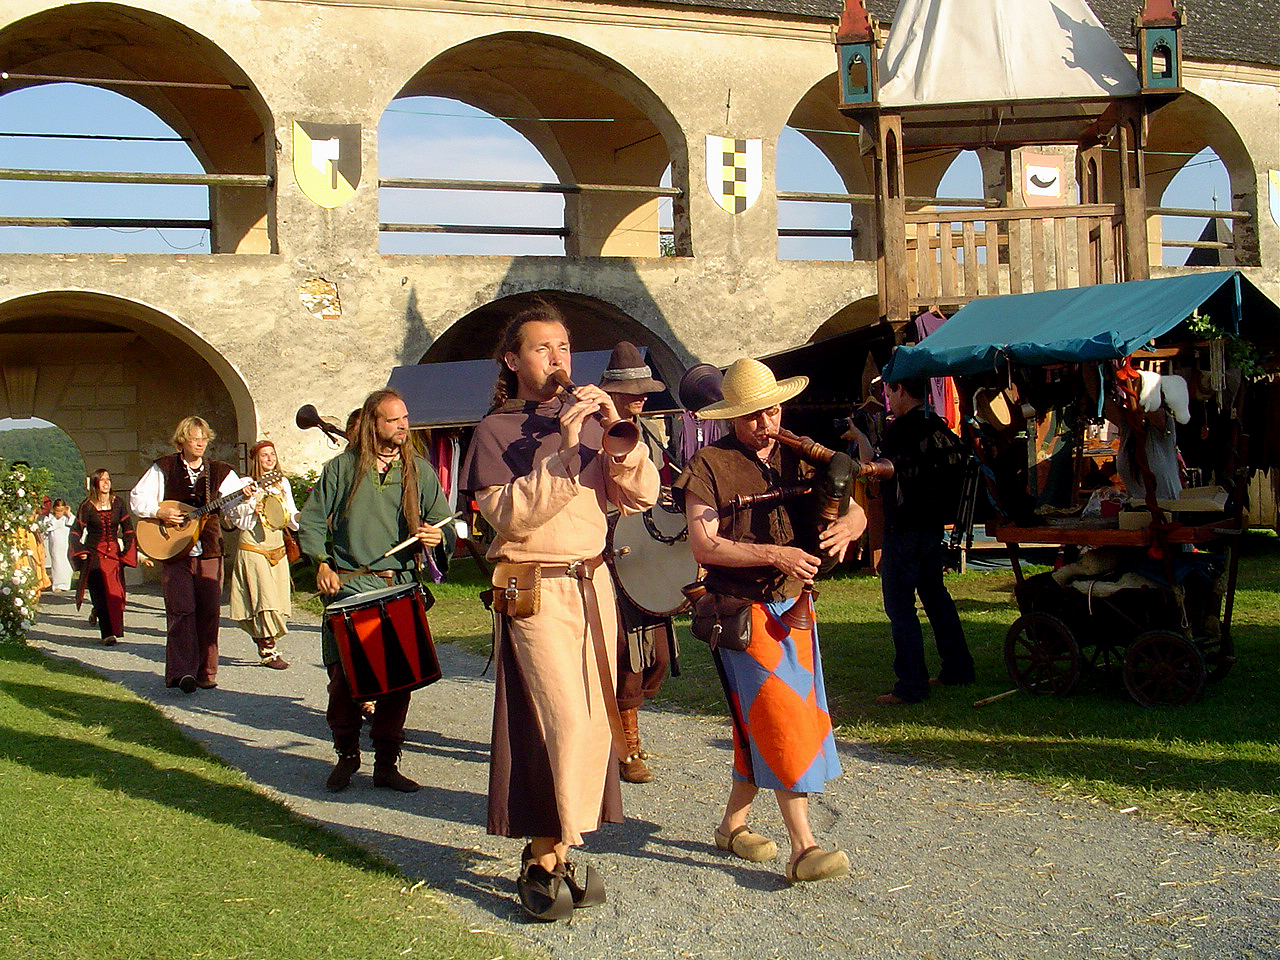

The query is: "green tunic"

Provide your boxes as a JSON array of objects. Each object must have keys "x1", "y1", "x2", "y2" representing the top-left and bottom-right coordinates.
[{"x1": 297, "y1": 449, "x2": 454, "y2": 665}]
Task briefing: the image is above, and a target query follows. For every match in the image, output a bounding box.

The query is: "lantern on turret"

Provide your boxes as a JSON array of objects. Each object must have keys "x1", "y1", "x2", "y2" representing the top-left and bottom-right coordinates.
[
  {"x1": 1134, "y1": 0, "x2": 1183, "y2": 93},
  {"x1": 835, "y1": 0, "x2": 878, "y2": 109}
]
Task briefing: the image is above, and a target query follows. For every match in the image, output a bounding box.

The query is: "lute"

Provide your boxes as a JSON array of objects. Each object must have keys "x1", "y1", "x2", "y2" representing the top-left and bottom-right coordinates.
[{"x1": 136, "y1": 468, "x2": 283, "y2": 561}]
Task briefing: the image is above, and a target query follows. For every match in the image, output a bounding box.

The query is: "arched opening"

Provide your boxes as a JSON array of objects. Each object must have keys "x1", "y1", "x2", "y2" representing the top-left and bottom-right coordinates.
[
  {"x1": 379, "y1": 32, "x2": 687, "y2": 258},
  {"x1": 1144, "y1": 90, "x2": 1256, "y2": 267},
  {"x1": 780, "y1": 75, "x2": 872, "y2": 260},
  {"x1": 0, "y1": 420, "x2": 87, "y2": 507},
  {"x1": 422, "y1": 290, "x2": 682, "y2": 389},
  {"x1": 0, "y1": 3, "x2": 275, "y2": 254},
  {"x1": 807, "y1": 295, "x2": 882, "y2": 342},
  {"x1": 777, "y1": 127, "x2": 855, "y2": 261},
  {"x1": 0, "y1": 291, "x2": 254, "y2": 485},
  {"x1": 0, "y1": 83, "x2": 211, "y2": 254},
  {"x1": 379, "y1": 97, "x2": 564, "y2": 256},
  {"x1": 935, "y1": 150, "x2": 985, "y2": 203}
]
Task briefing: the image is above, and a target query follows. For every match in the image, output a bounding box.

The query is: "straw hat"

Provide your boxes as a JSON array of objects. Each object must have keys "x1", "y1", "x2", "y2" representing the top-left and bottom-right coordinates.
[
  {"x1": 599, "y1": 341, "x2": 665, "y2": 395},
  {"x1": 694, "y1": 358, "x2": 808, "y2": 420}
]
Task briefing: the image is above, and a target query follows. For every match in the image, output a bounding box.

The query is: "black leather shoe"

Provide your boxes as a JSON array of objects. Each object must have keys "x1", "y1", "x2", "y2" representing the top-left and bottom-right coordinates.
[
  {"x1": 517, "y1": 862, "x2": 573, "y2": 922},
  {"x1": 178, "y1": 675, "x2": 197, "y2": 694},
  {"x1": 326, "y1": 753, "x2": 360, "y2": 793},
  {"x1": 561, "y1": 859, "x2": 605, "y2": 908}
]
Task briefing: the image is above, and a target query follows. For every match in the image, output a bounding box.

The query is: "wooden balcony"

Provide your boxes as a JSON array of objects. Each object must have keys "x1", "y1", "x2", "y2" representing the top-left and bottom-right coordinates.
[{"x1": 905, "y1": 204, "x2": 1126, "y2": 311}]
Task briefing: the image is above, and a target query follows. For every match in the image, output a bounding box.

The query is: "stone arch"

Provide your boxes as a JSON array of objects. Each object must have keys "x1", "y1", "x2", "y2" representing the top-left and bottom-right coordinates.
[
  {"x1": 0, "y1": 3, "x2": 275, "y2": 253},
  {"x1": 383, "y1": 31, "x2": 688, "y2": 257},
  {"x1": 422, "y1": 290, "x2": 683, "y2": 389},
  {"x1": 782, "y1": 74, "x2": 873, "y2": 259},
  {"x1": 1144, "y1": 90, "x2": 1257, "y2": 266},
  {"x1": 0, "y1": 290, "x2": 255, "y2": 484},
  {"x1": 807, "y1": 295, "x2": 882, "y2": 342}
]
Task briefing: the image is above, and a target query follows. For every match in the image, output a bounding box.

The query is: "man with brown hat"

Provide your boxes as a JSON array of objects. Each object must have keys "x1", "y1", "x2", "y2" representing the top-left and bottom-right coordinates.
[
  {"x1": 599, "y1": 341, "x2": 677, "y2": 784},
  {"x1": 673, "y1": 358, "x2": 864, "y2": 884}
]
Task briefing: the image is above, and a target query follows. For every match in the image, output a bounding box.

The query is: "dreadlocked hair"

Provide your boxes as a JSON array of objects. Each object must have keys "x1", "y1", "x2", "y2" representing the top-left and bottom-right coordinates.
[
  {"x1": 487, "y1": 301, "x2": 570, "y2": 413},
  {"x1": 347, "y1": 387, "x2": 422, "y2": 533}
]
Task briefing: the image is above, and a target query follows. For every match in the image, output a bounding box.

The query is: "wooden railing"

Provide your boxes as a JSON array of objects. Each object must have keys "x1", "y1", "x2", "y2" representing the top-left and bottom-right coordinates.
[{"x1": 905, "y1": 204, "x2": 1125, "y2": 309}]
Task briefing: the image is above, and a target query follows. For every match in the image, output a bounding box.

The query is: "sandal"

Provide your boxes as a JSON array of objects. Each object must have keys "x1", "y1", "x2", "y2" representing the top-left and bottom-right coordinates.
[
  {"x1": 786, "y1": 845, "x2": 850, "y2": 884},
  {"x1": 714, "y1": 825, "x2": 778, "y2": 863}
]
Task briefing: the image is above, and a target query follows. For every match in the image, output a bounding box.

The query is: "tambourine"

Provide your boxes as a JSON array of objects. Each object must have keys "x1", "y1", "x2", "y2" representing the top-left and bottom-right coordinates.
[{"x1": 260, "y1": 492, "x2": 289, "y2": 530}]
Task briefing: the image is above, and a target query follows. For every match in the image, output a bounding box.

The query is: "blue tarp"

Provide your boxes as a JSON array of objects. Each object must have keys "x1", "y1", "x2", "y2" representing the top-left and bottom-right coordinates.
[{"x1": 881, "y1": 271, "x2": 1277, "y2": 381}]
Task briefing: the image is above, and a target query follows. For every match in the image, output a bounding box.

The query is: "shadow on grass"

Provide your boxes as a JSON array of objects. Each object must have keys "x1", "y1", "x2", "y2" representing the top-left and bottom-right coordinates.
[{"x1": 0, "y1": 653, "x2": 397, "y2": 874}]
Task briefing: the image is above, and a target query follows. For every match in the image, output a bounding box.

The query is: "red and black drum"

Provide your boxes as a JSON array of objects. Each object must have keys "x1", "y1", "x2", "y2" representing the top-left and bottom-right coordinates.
[{"x1": 327, "y1": 582, "x2": 441, "y2": 700}]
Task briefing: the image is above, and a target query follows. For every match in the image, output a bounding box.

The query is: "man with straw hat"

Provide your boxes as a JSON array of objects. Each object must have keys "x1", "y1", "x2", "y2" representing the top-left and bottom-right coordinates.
[
  {"x1": 673, "y1": 358, "x2": 864, "y2": 884},
  {"x1": 598, "y1": 342, "x2": 675, "y2": 784}
]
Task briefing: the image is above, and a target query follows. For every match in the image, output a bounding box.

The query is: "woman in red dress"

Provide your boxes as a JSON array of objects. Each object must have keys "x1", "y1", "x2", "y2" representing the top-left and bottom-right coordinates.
[{"x1": 71, "y1": 469, "x2": 138, "y2": 646}]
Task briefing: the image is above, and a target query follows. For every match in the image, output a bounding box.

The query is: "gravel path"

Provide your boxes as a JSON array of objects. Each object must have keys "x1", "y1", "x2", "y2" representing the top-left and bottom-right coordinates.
[{"x1": 29, "y1": 587, "x2": 1280, "y2": 960}]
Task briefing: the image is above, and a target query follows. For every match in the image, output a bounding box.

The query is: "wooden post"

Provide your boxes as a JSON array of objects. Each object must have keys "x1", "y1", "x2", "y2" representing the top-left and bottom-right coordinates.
[
  {"x1": 875, "y1": 111, "x2": 908, "y2": 326},
  {"x1": 1116, "y1": 100, "x2": 1151, "y2": 281}
]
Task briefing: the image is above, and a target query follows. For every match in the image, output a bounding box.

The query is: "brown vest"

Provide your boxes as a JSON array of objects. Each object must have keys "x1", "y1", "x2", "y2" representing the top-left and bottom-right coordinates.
[{"x1": 156, "y1": 453, "x2": 233, "y2": 558}]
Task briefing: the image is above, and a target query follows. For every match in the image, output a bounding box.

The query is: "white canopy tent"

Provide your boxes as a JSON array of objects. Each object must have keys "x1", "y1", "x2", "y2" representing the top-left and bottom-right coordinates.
[{"x1": 875, "y1": 0, "x2": 1141, "y2": 147}]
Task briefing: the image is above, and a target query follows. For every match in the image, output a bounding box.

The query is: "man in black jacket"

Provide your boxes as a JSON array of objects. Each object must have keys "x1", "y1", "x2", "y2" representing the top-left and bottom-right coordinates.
[{"x1": 867, "y1": 378, "x2": 974, "y2": 704}]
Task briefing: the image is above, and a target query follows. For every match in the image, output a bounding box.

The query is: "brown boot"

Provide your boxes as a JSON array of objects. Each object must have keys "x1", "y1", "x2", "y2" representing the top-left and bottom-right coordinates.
[
  {"x1": 255, "y1": 637, "x2": 290, "y2": 670},
  {"x1": 619, "y1": 707, "x2": 653, "y2": 783},
  {"x1": 373, "y1": 746, "x2": 420, "y2": 792},
  {"x1": 326, "y1": 751, "x2": 360, "y2": 792}
]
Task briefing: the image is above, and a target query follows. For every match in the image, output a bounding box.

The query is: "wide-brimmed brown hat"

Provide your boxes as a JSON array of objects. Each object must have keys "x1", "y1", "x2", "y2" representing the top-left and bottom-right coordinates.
[
  {"x1": 599, "y1": 341, "x2": 665, "y2": 395},
  {"x1": 695, "y1": 358, "x2": 808, "y2": 420},
  {"x1": 678, "y1": 363, "x2": 724, "y2": 412}
]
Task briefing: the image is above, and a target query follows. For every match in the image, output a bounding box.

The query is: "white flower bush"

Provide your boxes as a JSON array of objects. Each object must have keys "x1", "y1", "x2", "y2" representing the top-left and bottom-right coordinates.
[{"x1": 0, "y1": 459, "x2": 51, "y2": 642}]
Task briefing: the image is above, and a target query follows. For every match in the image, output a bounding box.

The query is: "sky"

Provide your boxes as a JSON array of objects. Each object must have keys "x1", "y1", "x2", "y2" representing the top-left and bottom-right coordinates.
[{"x1": 0, "y1": 82, "x2": 1233, "y2": 430}]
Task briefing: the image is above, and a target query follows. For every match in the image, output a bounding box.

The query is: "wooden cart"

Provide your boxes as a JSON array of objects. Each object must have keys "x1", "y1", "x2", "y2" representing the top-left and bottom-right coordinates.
[{"x1": 992, "y1": 519, "x2": 1241, "y2": 706}]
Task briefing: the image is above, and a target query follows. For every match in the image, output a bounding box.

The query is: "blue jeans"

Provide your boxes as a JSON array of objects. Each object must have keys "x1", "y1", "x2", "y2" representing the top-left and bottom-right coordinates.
[{"x1": 880, "y1": 527, "x2": 974, "y2": 702}]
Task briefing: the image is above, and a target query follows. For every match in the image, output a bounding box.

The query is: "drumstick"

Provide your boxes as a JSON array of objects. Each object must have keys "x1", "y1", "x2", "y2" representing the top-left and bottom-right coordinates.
[
  {"x1": 973, "y1": 688, "x2": 1019, "y2": 707},
  {"x1": 380, "y1": 513, "x2": 460, "y2": 559}
]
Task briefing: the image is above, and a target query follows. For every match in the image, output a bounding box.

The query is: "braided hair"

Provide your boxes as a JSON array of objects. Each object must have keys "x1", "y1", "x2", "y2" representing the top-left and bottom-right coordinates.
[{"x1": 487, "y1": 301, "x2": 570, "y2": 413}]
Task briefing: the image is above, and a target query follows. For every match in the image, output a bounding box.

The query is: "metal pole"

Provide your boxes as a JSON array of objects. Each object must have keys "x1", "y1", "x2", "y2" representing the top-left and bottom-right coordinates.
[{"x1": 0, "y1": 168, "x2": 271, "y2": 187}]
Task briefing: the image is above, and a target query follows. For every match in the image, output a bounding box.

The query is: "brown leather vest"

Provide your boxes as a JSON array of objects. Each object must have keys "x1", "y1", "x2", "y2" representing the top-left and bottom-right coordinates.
[{"x1": 156, "y1": 453, "x2": 233, "y2": 558}]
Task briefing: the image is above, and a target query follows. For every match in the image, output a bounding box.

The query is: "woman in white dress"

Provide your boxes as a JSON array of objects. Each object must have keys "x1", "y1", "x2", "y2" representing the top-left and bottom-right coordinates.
[
  {"x1": 229, "y1": 441, "x2": 297, "y2": 669},
  {"x1": 44, "y1": 499, "x2": 75, "y2": 591}
]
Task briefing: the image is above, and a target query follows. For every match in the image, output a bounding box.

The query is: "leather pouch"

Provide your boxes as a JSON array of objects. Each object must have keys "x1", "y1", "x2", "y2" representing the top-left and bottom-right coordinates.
[
  {"x1": 690, "y1": 593, "x2": 753, "y2": 651},
  {"x1": 491, "y1": 561, "x2": 541, "y2": 618}
]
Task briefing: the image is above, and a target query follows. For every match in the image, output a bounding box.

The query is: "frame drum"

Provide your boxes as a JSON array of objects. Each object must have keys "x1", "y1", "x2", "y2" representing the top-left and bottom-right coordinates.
[
  {"x1": 607, "y1": 504, "x2": 697, "y2": 617},
  {"x1": 327, "y1": 582, "x2": 441, "y2": 700}
]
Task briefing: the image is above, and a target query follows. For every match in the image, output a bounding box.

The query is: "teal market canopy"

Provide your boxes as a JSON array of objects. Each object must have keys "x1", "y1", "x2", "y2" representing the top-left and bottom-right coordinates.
[{"x1": 882, "y1": 271, "x2": 1280, "y2": 381}]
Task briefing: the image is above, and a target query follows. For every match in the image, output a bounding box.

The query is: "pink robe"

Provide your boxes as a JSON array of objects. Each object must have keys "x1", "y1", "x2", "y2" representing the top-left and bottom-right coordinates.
[{"x1": 474, "y1": 422, "x2": 658, "y2": 845}]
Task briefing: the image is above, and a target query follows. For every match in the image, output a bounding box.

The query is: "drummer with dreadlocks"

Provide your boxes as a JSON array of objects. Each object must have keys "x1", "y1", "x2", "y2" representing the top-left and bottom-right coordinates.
[{"x1": 297, "y1": 387, "x2": 455, "y2": 795}]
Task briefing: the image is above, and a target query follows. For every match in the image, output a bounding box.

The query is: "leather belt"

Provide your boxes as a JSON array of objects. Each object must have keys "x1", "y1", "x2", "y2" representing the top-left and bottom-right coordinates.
[
  {"x1": 238, "y1": 541, "x2": 287, "y2": 566},
  {"x1": 335, "y1": 566, "x2": 395, "y2": 584},
  {"x1": 539, "y1": 556, "x2": 604, "y2": 579}
]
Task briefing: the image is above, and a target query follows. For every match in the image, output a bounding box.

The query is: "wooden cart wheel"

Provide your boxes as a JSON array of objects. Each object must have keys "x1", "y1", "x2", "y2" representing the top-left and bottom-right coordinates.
[
  {"x1": 1004, "y1": 613, "x2": 1082, "y2": 696},
  {"x1": 1200, "y1": 632, "x2": 1236, "y2": 684},
  {"x1": 1123, "y1": 630, "x2": 1207, "y2": 707}
]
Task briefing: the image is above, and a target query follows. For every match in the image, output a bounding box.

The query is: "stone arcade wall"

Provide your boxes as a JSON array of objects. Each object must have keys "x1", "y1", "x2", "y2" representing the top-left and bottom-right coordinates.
[{"x1": 0, "y1": 0, "x2": 1276, "y2": 475}]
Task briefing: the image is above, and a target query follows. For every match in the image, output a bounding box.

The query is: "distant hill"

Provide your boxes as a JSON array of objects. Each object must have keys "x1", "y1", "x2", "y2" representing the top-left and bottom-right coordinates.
[{"x1": 0, "y1": 427, "x2": 88, "y2": 506}]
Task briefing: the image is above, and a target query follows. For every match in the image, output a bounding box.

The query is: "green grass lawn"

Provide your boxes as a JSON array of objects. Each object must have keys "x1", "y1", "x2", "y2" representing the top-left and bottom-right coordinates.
[
  {"x1": 432, "y1": 532, "x2": 1280, "y2": 846},
  {"x1": 0, "y1": 644, "x2": 536, "y2": 960}
]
